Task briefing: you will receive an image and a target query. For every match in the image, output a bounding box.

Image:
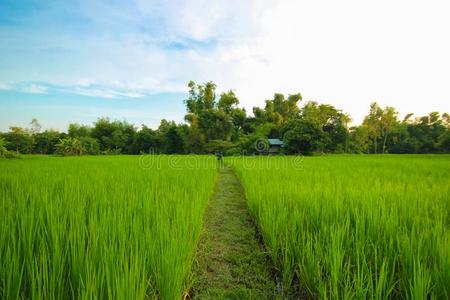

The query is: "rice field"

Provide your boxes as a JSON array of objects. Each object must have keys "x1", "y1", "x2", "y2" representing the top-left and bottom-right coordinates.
[
  {"x1": 0, "y1": 155, "x2": 216, "y2": 300},
  {"x1": 1, "y1": 154, "x2": 449, "y2": 299},
  {"x1": 228, "y1": 155, "x2": 450, "y2": 299}
]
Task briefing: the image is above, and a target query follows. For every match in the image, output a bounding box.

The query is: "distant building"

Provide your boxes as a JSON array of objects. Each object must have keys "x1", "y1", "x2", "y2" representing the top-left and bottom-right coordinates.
[{"x1": 268, "y1": 138, "x2": 284, "y2": 154}]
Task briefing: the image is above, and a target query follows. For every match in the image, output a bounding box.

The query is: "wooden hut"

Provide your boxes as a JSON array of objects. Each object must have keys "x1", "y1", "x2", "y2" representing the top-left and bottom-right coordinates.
[{"x1": 268, "y1": 138, "x2": 284, "y2": 154}]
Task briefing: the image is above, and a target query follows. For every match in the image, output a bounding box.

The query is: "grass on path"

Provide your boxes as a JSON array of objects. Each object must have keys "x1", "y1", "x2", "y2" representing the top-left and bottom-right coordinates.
[{"x1": 189, "y1": 167, "x2": 277, "y2": 300}]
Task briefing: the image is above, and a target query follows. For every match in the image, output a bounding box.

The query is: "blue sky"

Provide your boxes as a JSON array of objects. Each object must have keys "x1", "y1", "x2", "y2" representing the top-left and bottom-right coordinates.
[
  {"x1": 0, "y1": 89, "x2": 185, "y2": 131},
  {"x1": 1, "y1": 0, "x2": 449, "y2": 131}
]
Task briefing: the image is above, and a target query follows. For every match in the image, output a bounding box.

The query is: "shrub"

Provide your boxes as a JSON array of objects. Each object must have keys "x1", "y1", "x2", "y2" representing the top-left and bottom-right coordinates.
[{"x1": 3, "y1": 150, "x2": 20, "y2": 159}]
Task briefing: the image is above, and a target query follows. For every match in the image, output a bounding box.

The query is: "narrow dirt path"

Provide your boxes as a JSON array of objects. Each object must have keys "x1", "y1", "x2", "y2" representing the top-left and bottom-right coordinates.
[{"x1": 189, "y1": 167, "x2": 277, "y2": 300}]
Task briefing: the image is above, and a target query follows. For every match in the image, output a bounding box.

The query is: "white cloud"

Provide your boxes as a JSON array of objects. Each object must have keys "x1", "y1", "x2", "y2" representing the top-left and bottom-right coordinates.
[
  {"x1": 21, "y1": 84, "x2": 48, "y2": 94},
  {"x1": 1, "y1": 0, "x2": 449, "y2": 123},
  {"x1": 0, "y1": 82, "x2": 49, "y2": 94},
  {"x1": 69, "y1": 87, "x2": 145, "y2": 99},
  {"x1": 209, "y1": 0, "x2": 450, "y2": 124},
  {"x1": 0, "y1": 82, "x2": 11, "y2": 90}
]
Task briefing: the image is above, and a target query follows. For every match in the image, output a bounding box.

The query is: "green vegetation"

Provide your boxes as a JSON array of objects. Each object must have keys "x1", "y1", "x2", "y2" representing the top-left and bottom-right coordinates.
[
  {"x1": 1, "y1": 146, "x2": 449, "y2": 299},
  {"x1": 0, "y1": 155, "x2": 216, "y2": 299},
  {"x1": 190, "y1": 167, "x2": 276, "y2": 299},
  {"x1": 1, "y1": 82, "x2": 449, "y2": 156},
  {"x1": 228, "y1": 155, "x2": 450, "y2": 299},
  {"x1": 0, "y1": 137, "x2": 8, "y2": 156},
  {"x1": 0, "y1": 137, "x2": 19, "y2": 159}
]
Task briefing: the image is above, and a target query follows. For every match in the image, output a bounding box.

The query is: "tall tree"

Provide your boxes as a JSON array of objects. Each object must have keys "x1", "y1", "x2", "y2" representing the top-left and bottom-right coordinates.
[
  {"x1": 282, "y1": 118, "x2": 323, "y2": 155},
  {"x1": 68, "y1": 123, "x2": 91, "y2": 137},
  {"x1": 380, "y1": 106, "x2": 399, "y2": 153},
  {"x1": 0, "y1": 137, "x2": 8, "y2": 156},
  {"x1": 162, "y1": 124, "x2": 184, "y2": 154},
  {"x1": 253, "y1": 93, "x2": 302, "y2": 129},
  {"x1": 136, "y1": 125, "x2": 161, "y2": 153},
  {"x1": 29, "y1": 118, "x2": 42, "y2": 135},
  {"x1": 91, "y1": 118, "x2": 137, "y2": 153},
  {"x1": 362, "y1": 102, "x2": 383, "y2": 154},
  {"x1": 4, "y1": 127, "x2": 34, "y2": 154},
  {"x1": 34, "y1": 130, "x2": 61, "y2": 154},
  {"x1": 184, "y1": 81, "x2": 238, "y2": 144}
]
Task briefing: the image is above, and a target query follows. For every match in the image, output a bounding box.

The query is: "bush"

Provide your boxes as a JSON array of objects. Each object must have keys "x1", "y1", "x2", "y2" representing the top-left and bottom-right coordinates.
[
  {"x1": 80, "y1": 136, "x2": 100, "y2": 155},
  {"x1": 3, "y1": 150, "x2": 20, "y2": 159},
  {"x1": 0, "y1": 137, "x2": 8, "y2": 157}
]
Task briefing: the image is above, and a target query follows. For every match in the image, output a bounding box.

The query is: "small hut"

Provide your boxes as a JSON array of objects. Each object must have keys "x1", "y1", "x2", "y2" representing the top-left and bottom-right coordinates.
[{"x1": 268, "y1": 138, "x2": 284, "y2": 154}]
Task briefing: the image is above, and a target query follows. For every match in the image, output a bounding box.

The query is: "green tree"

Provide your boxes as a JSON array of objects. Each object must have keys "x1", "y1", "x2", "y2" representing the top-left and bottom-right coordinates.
[
  {"x1": 164, "y1": 125, "x2": 184, "y2": 154},
  {"x1": 29, "y1": 118, "x2": 42, "y2": 135},
  {"x1": 136, "y1": 125, "x2": 161, "y2": 153},
  {"x1": 34, "y1": 130, "x2": 61, "y2": 154},
  {"x1": 380, "y1": 106, "x2": 399, "y2": 153},
  {"x1": 218, "y1": 90, "x2": 239, "y2": 114},
  {"x1": 349, "y1": 126, "x2": 369, "y2": 153},
  {"x1": 80, "y1": 136, "x2": 100, "y2": 155},
  {"x1": 4, "y1": 127, "x2": 34, "y2": 154},
  {"x1": 0, "y1": 137, "x2": 8, "y2": 156},
  {"x1": 282, "y1": 119, "x2": 323, "y2": 155},
  {"x1": 185, "y1": 81, "x2": 217, "y2": 115},
  {"x1": 300, "y1": 101, "x2": 349, "y2": 152},
  {"x1": 252, "y1": 93, "x2": 302, "y2": 129},
  {"x1": 437, "y1": 130, "x2": 450, "y2": 152},
  {"x1": 184, "y1": 126, "x2": 206, "y2": 153},
  {"x1": 362, "y1": 102, "x2": 383, "y2": 153},
  {"x1": 68, "y1": 123, "x2": 91, "y2": 137},
  {"x1": 442, "y1": 113, "x2": 450, "y2": 127},
  {"x1": 91, "y1": 118, "x2": 137, "y2": 153},
  {"x1": 184, "y1": 81, "x2": 238, "y2": 143}
]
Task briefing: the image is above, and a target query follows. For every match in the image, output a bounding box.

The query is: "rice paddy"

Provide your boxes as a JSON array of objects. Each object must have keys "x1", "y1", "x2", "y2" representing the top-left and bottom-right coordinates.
[
  {"x1": 228, "y1": 155, "x2": 450, "y2": 299},
  {"x1": 1, "y1": 154, "x2": 449, "y2": 299},
  {"x1": 0, "y1": 155, "x2": 216, "y2": 299}
]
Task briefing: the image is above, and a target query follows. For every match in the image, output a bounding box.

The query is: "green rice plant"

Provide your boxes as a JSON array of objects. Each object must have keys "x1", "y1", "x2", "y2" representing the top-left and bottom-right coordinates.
[
  {"x1": 0, "y1": 155, "x2": 216, "y2": 299},
  {"x1": 227, "y1": 155, "x2": 450, "y2": 299}
]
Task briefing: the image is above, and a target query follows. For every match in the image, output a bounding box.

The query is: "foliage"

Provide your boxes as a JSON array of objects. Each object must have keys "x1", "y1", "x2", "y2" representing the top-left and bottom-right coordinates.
[
  {"x1": 184, "y1": 81, "x2": 242, "y2": 143},
  {"x1": 1, "y1": 137, "x2": 19, "y2": 158},
  {"x1": 3, "y1": 150, "x2": 21, "y2": 159},
  {"x1": 204, "y1": 139, "x2": 236, "y2": 154},
  {"x1": 55, "y1": 137, "x2": 83, "y2": 156},
  {"x1": 253, "y1": 93, "x2": 302, "y2": 128},
  {"x1": 136, "y1": 125, "x2": 161, "y2": 153},
  {"x1": 34, "y1": 130, "x2": 61, "y2": 154},
  {"x1": 164, "y1": 125, "x2": 185, "y2": 154},
  {"x1": 68, "y1": 123, "x2": 91, "y2": 138},
  {"x1": 90, "y1": 118, "x2": 137, "y2": 153},
  {"x1": 0, "y1": 137, "x2": 8, "y2": 156},
  {"x1": 282, "y1": 118, "x2": 324, "y2": 155},
  {"x1": 438, "y1": 130, "x2": 450, "y2": 152},
  {"x1": 3, "y1": 127, "x2": 34, "y2": 153},
  {"x1": 79, "y1": 136, "x2": 100, "y2": 155},
  {"x1": 0, "y1": 82, "x2": 449, "y2": 155}
]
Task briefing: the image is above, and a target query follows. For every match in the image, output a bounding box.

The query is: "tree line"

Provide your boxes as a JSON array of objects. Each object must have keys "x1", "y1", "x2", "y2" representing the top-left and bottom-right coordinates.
[{"x1": 1, "y1": 81, "x2": 449, "y2": 157}]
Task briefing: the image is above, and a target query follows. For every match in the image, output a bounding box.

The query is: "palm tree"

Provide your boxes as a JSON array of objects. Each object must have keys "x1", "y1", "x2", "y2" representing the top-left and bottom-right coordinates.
[{"x1": 56, "y1": 137, "x2": 83, "y2": 156}]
